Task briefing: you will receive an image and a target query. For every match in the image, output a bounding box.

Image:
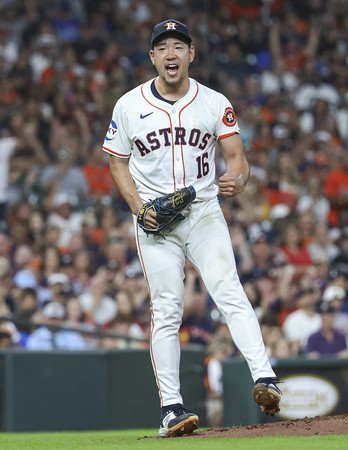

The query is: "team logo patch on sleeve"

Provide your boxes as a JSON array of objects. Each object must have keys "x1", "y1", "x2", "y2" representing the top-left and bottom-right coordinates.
[
  {"x1": 105, "y1": 120, "x2": 118, "y2": 141},
  {"x1": 222, "y1": 107, "x2": 237, "y2": 127}
]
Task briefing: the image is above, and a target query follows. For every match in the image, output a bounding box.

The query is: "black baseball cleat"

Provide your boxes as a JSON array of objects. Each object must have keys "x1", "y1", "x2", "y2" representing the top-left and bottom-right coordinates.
[
  {"x1": 252, "y1": 377, "x2": 282, "y2": 415},
  {"x1": 159, "y1": 403, "x2": 199, "y2": 437}
]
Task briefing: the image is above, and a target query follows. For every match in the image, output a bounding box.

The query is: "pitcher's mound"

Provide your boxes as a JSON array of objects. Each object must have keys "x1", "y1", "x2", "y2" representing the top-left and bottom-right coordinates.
[{"x1": 142, "y1": 414, "x2": 348, "y2": 439}]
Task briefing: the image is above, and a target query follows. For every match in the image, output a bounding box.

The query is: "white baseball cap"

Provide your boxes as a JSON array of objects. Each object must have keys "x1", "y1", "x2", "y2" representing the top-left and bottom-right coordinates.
[
  {"x1": 47, "y1": 273, "x2": 69, "y2": 286},
  {"x1": 322, "y1": 286, "x2": 346, "y2": 303},
  {"x1": 52, "y1": 192, "x2": 75, "y2": 209},
  {"x1": 42, "y1": 302, "x2": 65, "y2": 319}
]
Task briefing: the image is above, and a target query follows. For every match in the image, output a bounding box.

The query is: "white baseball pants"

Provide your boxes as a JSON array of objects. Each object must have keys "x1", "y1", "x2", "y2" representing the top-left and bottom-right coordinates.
[{"x1": 135, "y1": 197, "x2": 275, "y2": 407}]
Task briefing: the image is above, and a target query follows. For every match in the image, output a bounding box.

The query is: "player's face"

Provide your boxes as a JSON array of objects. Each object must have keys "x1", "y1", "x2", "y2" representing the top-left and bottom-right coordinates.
[{"x1": 149, "y1": 37, "x2": 195, "y2": 89}]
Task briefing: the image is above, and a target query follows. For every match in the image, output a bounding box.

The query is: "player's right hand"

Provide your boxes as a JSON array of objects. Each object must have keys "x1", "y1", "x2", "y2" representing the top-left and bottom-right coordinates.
[{"x1": 145, "y1": 207, "x2": 158, "y2": 229}]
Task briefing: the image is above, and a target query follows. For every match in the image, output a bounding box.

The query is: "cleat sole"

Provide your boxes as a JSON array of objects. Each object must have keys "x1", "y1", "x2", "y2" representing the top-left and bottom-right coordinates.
[
  {"x1": 167, "y1": 415, "x2": 199, "y2": 437},
  {"x1": 252, "y1": 383, "x2": 281, "y2": 415}
]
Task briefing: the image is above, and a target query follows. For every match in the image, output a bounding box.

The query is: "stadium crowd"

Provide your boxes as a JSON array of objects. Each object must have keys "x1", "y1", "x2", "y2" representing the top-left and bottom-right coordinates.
[{"x1": 0, "y1": 0, "x2": 348, "y2": 398}]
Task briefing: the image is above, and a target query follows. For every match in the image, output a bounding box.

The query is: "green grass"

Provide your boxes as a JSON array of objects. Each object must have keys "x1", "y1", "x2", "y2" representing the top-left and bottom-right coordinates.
[{"x1": 0, "y1": 430, "x2": 347, "y2": 449}]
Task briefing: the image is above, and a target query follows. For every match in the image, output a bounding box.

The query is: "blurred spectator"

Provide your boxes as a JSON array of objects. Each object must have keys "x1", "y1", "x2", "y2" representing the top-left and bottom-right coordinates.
[
  {"x1": 296, "y1": 175, "x2": 330, "y2": 223},
  {"x1": 83, "y1": 143, "x2": 115, "y2": 200},
  {"x1": 247, "y1": 233, "x2": 274, "y2": 281},
  {"x1": 204, "y1": 333, "x2": 234, "y2": 427},
  {"x1": 13, "y1": 269, "x2": 37, "y2": 289},
  {"x1": 103, "y1": 239, "x2": 128, "y2": 278},
  {"x1": 180, "y1": 269, "x2": 214, "y2": 347},
  {"x1": 277, "y1": 222, "x2": 312, "y2": 277},
  {"x1": 229, "y1": 223, "x2": 254, "y2": 276},
  {"x1": 233, "y1": 175, "x2": 271, "y2": 225},
  {"x1": 297, "y1": 210, "x2": 316, "y2": 248},
  {"x1": 0, "y1": 231, "x2": 11, "y2": 258},
  {"x1": 277, "y1": 153, "x2": 300, "y2": 204},
  {"x1": 269, "y1": 335, "x2": 292, "y2": 361},
  {"x1": 324, "y1": 151, "x2": 348, "y2": 228},
  {"x1": 26, "y1": 301, "x2": 87, "y2": 351},
  {"x1": 49, "y1": 113, "x2": 91, "y2": 165},
  {"x1": 322, "y1": 285, "x2": 348, "y2": 336},
  {"x1": 0, "y1": 255, "x2": 12, "y2": 316},
  {"x1": 40, "y1": 148, "x2": 89, "y2": 202},
  {"x1": 262, "y1": 170, "x2": 297, "y2": 213},
  {"x1": 78, "y1": 269, "x2": 117, "y2": 327},
  {"x1": 13, "y1": 287, "x2": 39, "y2": 347},
  {"x1": 79, "y1": 212, "x2": 103, "y2": 265},
  {"x1": 121, "y1": 264, "x2": 148, "y2": 309},
  {"x1": 307, "y1": 222, "x2": 340, "y2": 264},
  {"x1": 8, "y1": 215, "x2": 31, "y2": 249},
  {"x1": 51, "y1": 1, "x2": 82, "y2": 43},
  {"x1": 0, "y1": 135, "x2": 16, "y2": 223},
  {"x1": 64, "y1": 296, "x2": 97, "y2": 349},
  {"x1": 46, "y1": 272, "x2": 71, "y2": 305},
  {"x1": 43, "y1": 222, "x2": 61, "y2": 249},
  {"x1": 305, "y1": 302, "x2": 348, "y2": 359},
  {"x1": 217, "y1": 42, "x2": 251, "y2": 83},
  {"x1": 245, "y1": 257, "x2": 296, "y2": 327},
  {"x1": 97, "y1": 206, "x2": 125, "y2": 254},
  {"x1": 41, "y1": 245, "x2": 61, "y2": 281},
  {"x1": 114, "y1": 288, "x2": 145, "y2": 337},
  {"x1": 29, "y1": 31, "x2": 58, "y2": 83},
  {"x1": 27, "y1": 209, "x2": 46, "y2": 253},
  {"x1": 0, "y1": 321, "x2": 20, "y2": 348},
  {"x1": 14, "y1": 286, "x2": 38, "y2": 318},
  {"x1": 282, "y1": 287, "x2": 322, "y2": 355},
  {"x1": 65, "y1": 296, "x2": 85, "y2": 328},
  {"x1": 11, "y1": 269, "x2": 38, "y2": 314},
  {"x1": 243, "y1": 280, "x2": 262, "y2": 319},
  {"x1": 330, "y1": 228, "x2": 348, "y2": 279},
  {"x1": 101, "y1": 289, "x2": 146, "y2": 349},
  {"x1": 260, "y1": 322, "x2": 292, "y2": 361},
  {"x1": 46, "y1": 192, "x2": 84, "y2": 250},
  {"x1": 71, "y1": 247, "x2": 95, "y2": 294}
]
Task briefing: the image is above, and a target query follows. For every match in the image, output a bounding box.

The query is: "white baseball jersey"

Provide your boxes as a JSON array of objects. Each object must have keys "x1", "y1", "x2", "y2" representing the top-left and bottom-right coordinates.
[{"x1": 102, "y1": 77, "x2": 240, "y2": 201}]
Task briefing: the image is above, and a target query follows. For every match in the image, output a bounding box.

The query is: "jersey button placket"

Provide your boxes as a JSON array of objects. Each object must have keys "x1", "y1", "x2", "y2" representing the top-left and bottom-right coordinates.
[
  {"x1": 172, "y1": 112, "x2": 182, "y2": 187},
  {"x1": 172, "y1": 112, "x2": 183, "y2": 187}
]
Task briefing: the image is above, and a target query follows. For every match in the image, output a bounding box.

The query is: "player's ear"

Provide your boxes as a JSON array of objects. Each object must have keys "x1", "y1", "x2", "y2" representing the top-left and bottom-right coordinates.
[
  {"x1": 149, "y1": 49, "x2": 155, "y2": 65},
  {"x1": 189, "y1": 45, "x2": 195, "y2": 63}
]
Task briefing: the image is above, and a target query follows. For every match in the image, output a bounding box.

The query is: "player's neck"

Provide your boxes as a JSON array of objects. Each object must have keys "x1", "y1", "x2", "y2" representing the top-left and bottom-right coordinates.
[{"x1": 155, "y1": 77, "x2": 190, "y2": 102}]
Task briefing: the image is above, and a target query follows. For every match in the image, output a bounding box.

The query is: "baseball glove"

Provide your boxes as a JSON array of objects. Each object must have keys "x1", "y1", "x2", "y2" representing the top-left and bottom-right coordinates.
[{"x1": 137, "y1": 185, "x2": 196, "y2": 236}]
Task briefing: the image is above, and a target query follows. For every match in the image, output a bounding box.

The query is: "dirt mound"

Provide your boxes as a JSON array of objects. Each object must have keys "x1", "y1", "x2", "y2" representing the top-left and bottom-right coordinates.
[
  {"x1": 190, "y1": 414, "x2": 348, "y2": 438},
  {"x1": 142, "y1": 414, "x2": 348, "y2": 439}
]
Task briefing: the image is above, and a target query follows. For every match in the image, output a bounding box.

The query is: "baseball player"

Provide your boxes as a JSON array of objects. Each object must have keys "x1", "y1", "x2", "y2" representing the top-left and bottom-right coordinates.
[{"x1": 103, "y1": 19, "x2": 281, "y2": 437}]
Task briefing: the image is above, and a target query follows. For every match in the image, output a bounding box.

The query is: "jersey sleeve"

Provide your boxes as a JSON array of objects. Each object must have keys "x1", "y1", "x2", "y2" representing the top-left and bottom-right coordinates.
[
  {"x1": 102, "y1": 101, "x2": 131, "y2": 158},
  {"x1": 214, "y1": 93, "x2": 240, "y2": 140}
]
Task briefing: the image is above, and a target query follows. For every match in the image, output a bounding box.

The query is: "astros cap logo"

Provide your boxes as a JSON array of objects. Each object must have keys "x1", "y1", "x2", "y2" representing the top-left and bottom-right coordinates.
[{"x1": 165, "y1": 21, "x2": 178, "y2": 31}]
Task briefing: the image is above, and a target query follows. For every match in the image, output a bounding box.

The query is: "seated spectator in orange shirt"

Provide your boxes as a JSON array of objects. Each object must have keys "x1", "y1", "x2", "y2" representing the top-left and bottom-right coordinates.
[
  {"x1": 324, "y1": 151, "x2": 348, "y2": 228},
  {"x1": 83, "y1": 144, "x2": 115, "y2": 198},
  {"x1": 262, "y1": 169, "x2": 297, "y2": 211}
]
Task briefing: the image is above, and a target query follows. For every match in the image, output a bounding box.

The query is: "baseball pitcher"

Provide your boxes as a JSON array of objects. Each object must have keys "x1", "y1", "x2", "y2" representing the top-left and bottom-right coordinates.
[{"x1": 103, "y1": 19, "x2": 281, "y2": 437}]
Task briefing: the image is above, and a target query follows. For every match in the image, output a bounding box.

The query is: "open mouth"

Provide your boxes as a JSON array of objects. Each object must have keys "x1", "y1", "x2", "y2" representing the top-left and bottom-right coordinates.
[{"x1": 166, "y1": 64, "x2": 179, "y2": 75}]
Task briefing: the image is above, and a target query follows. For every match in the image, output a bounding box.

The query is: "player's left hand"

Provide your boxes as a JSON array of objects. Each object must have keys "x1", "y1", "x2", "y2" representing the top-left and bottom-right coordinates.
[
  {"x1": 219, "y1": 172, "x2": 246, "y2": 197},
  {"x1": 137, "y1": 186, "x2": 196, "y2": 235}
]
